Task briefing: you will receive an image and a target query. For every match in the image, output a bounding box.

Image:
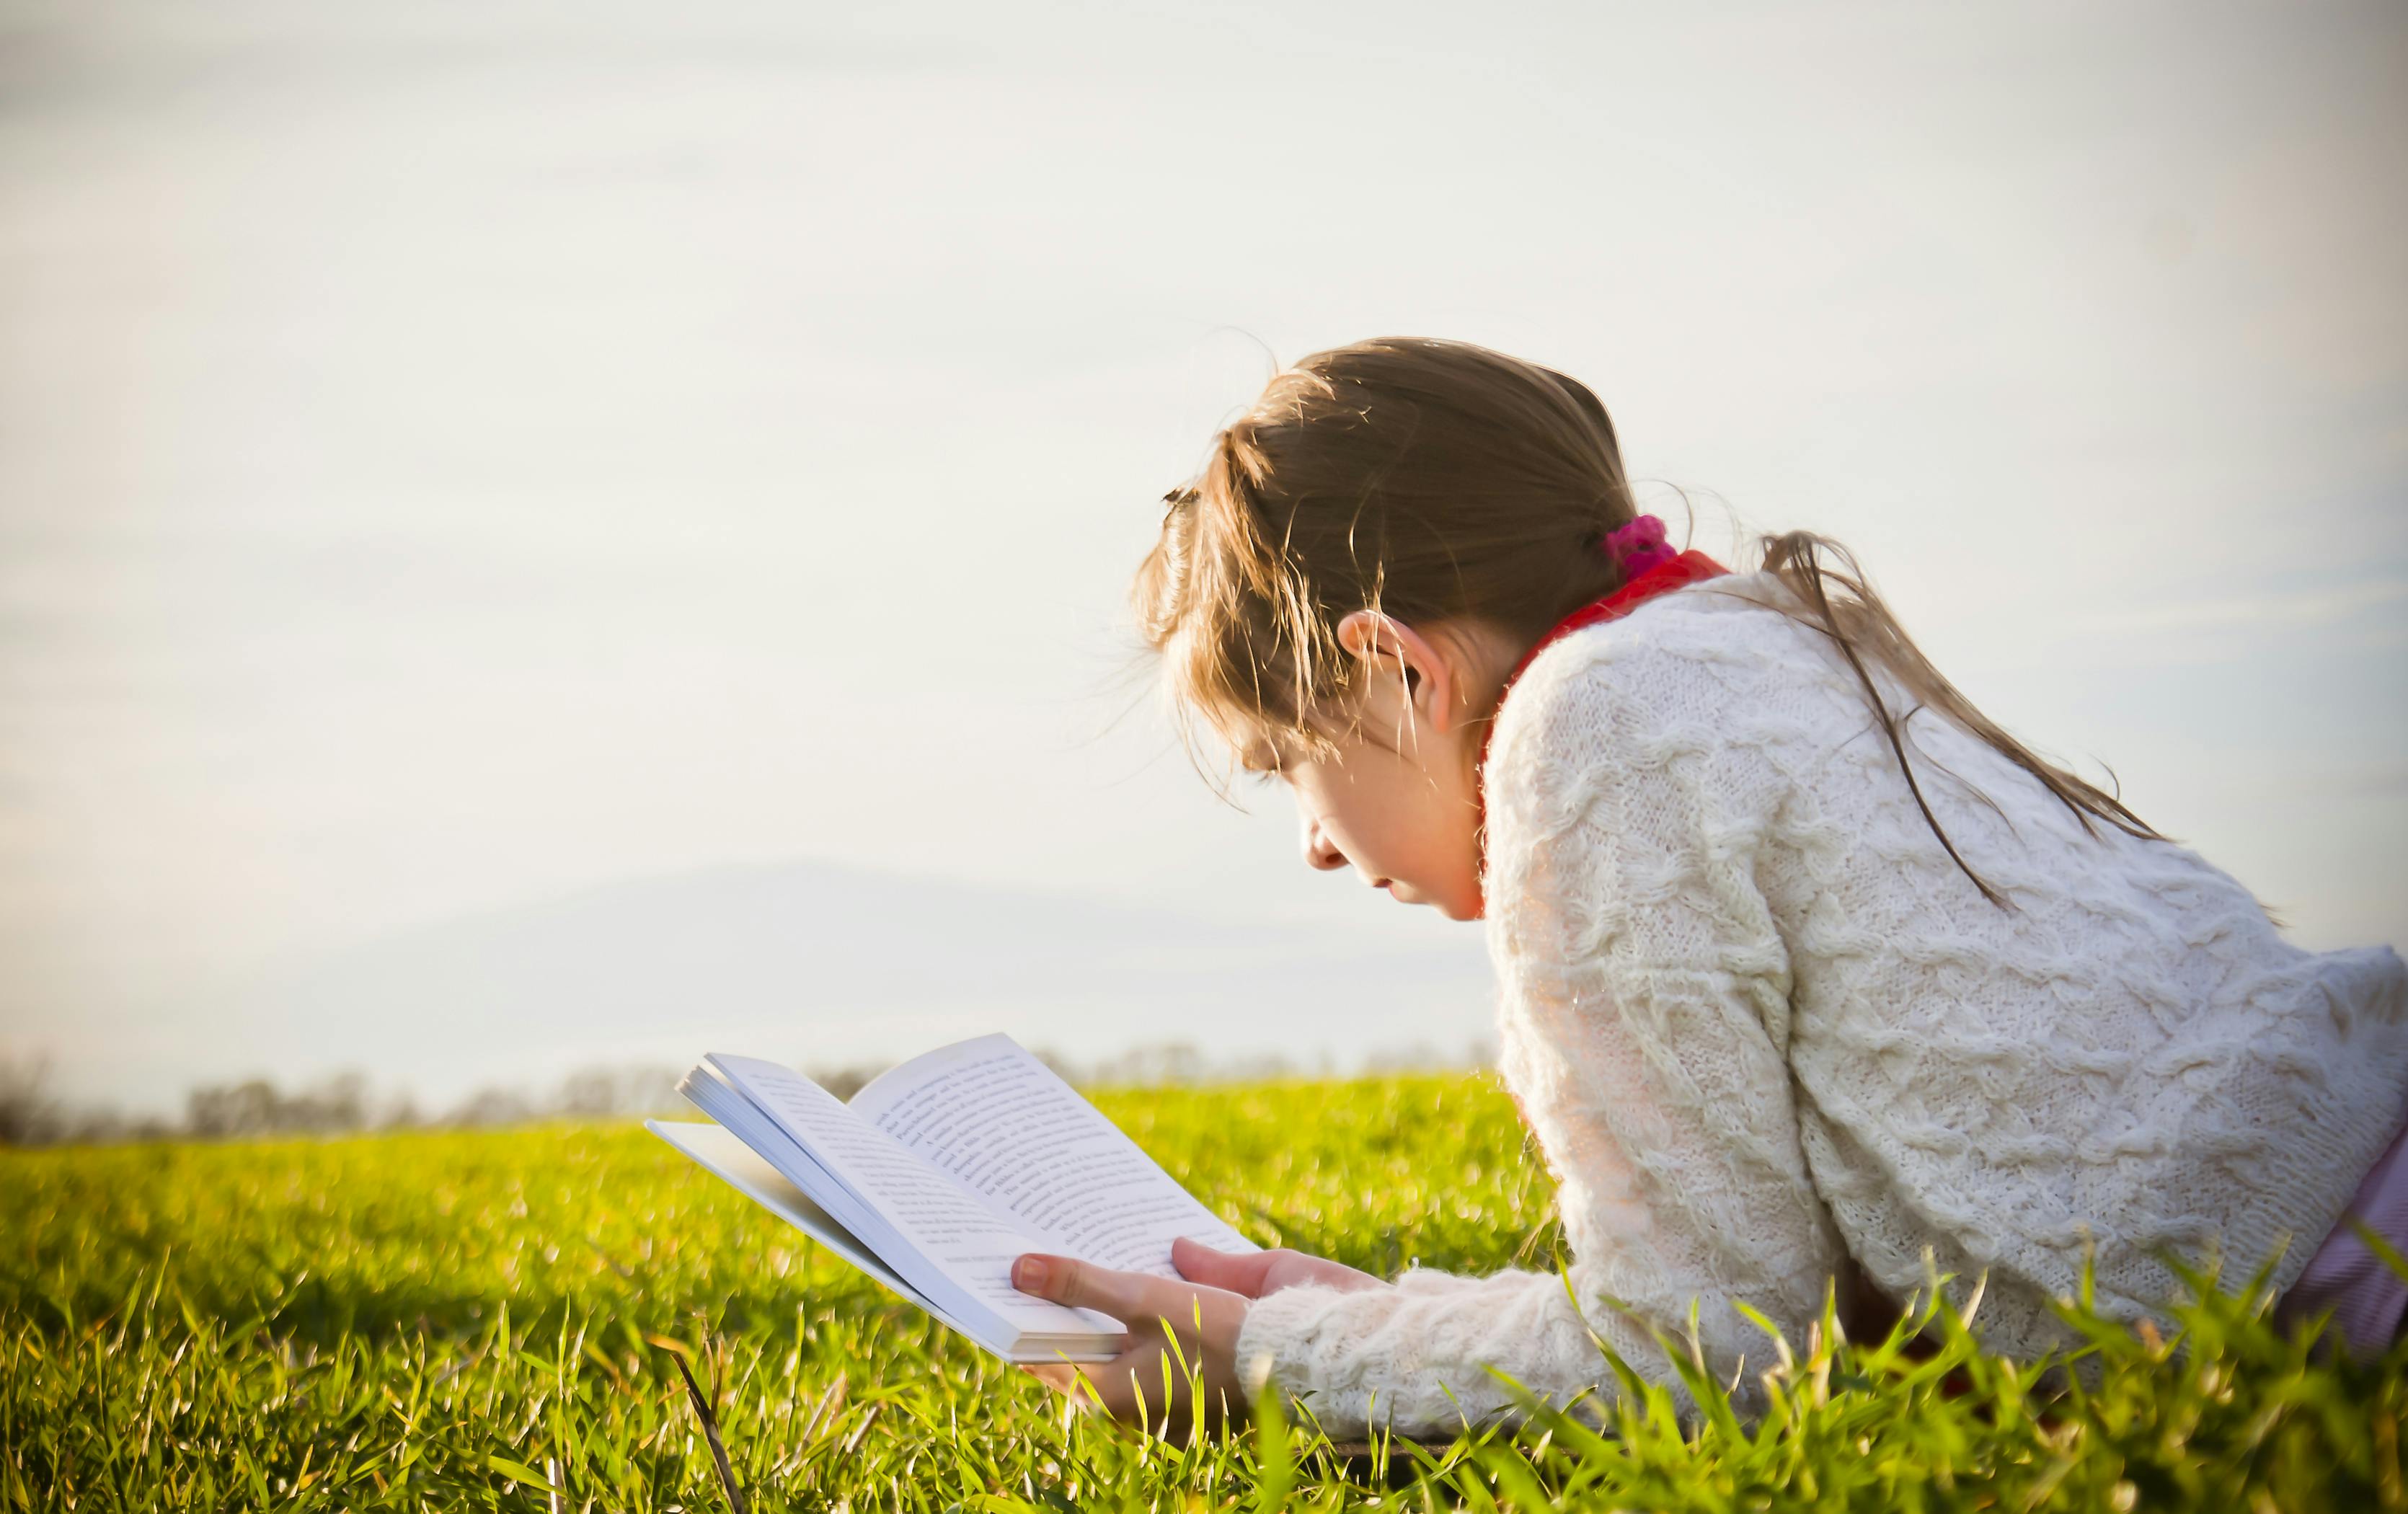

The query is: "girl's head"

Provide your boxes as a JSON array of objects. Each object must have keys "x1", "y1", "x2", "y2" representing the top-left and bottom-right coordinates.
[
  {"x1": 1133, "y1": 336, "x2": 2156, "y2": 919},
  {"x1": 1130, "y1": 337, "x2": 1645, "y2": 918}
]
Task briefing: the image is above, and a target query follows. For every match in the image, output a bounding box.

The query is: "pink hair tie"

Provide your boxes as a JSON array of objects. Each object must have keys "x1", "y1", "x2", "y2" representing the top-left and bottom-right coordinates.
[{"x1": 1603, "y1": 513, "x2": 1677, "y2": 578}]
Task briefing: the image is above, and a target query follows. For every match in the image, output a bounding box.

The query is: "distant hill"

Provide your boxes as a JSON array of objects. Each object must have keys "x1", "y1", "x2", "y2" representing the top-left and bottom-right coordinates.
[{"x1": 211, "y1": 859, "x2": 1496, "y2": 1110}]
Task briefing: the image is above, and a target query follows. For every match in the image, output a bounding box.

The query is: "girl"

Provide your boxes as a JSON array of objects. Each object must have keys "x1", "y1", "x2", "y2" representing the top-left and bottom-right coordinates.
[{"x1": 1011, "y1": 337, "x2": 2408, "y2": 1438}]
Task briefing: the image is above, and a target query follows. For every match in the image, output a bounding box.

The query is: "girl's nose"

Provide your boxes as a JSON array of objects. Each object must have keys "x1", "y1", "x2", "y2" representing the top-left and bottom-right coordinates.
[{"x1": 1301, "y1": 815, "x2": 1349, "y2": 872}]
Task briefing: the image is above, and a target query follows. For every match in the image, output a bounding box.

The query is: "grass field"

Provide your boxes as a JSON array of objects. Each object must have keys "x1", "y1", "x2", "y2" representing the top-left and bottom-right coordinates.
[{"x1": 4, "y1": 1073, "x2": 2401, "y2": 1511}]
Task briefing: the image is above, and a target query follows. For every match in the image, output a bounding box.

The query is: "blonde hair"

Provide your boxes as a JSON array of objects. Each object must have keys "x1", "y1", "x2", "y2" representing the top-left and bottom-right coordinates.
[{"x1": 1133, "y1": 336, "x2": 2159, "y2": 903}]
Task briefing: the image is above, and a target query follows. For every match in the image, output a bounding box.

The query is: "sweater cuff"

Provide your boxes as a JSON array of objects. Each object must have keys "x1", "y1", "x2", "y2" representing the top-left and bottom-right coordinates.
[
  {"x1": 1235, "y1": 1282, "x2": 1376, "y2": 1401},
  {"x1": 1236, "y1": 1269, "x2": 1482, "y2": 1401},
  {"x1": 1396, "y1": 1264, "x2": 1477, "y2": 1296}
]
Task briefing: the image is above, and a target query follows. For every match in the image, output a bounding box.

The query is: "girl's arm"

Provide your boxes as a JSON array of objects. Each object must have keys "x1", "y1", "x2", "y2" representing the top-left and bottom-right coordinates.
[{"x1": 1232, "y1": 638, "x2": 1857, "y2": 1438}]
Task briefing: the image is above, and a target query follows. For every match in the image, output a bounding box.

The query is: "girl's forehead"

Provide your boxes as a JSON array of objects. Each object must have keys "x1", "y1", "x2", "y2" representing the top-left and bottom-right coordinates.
[
  {"x1": 1234, "y1": 732, "x2": 1286, "y2": 770},
  {"x1": 1225, "y1": 720, "x2": 1313, "y2": 769},
  {"x1": 1229, "y1": 719, "x2": 1351, "y2": 771}
]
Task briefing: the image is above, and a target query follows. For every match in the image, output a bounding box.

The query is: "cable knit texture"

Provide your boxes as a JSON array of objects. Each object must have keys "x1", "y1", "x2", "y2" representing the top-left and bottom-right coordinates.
[{"x1": 1233, "y1": 572, "x2": 2408, "y2": 1438}]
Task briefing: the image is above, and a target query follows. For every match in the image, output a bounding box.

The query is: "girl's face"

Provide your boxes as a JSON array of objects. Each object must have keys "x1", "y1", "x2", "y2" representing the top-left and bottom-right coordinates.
[{"x1": 1237, "y1": 614, "x2": 1517, "y2": 922}]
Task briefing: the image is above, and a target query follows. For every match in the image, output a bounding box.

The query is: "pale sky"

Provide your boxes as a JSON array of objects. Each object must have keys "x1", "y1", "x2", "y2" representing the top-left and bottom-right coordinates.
[{"x1": 4, "y1": 0, "x2": 2403, "y2": 1114}]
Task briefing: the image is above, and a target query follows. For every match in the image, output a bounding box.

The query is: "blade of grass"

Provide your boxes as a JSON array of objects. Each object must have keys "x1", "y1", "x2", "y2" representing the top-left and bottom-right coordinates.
[{"x1": 663, "y1": 1343, "x2": 748, "y2": 1514}]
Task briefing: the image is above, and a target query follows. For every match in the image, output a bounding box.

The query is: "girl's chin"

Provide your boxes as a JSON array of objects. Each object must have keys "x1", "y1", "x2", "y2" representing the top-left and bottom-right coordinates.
[
  {"x1": 1417, "y1": 885, "x2": 1481, "y2": 921},
  {"x1": 1375, "y1": 877, "x2": 1481, "y2": 919},
  {"x1": 1387, "y1": 882, "x2": 1475, "y2": 919}
]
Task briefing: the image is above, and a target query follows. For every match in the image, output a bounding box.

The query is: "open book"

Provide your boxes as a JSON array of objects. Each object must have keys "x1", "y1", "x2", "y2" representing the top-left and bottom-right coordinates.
[{"x1": 650, "y1": 1032, "x2": 1258, "y2": 1362}]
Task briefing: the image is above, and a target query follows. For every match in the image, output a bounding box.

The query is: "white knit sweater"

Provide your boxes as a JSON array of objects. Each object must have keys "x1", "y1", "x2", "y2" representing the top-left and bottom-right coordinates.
[{"x1": 1232, "y1": 571, "x2": 2408, "y2": 1437}]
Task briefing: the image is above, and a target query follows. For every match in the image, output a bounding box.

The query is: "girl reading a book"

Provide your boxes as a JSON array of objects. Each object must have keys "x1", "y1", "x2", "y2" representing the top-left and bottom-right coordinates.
[{"x1": 1010, "y1": 336, "x2": 2408, "y2": 1437}]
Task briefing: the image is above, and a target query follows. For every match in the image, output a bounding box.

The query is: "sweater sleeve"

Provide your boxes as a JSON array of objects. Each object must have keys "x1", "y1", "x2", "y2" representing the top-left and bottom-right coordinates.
[{"x1": 1233, "y1": 633, "x2": 1856, "y2": 1438}]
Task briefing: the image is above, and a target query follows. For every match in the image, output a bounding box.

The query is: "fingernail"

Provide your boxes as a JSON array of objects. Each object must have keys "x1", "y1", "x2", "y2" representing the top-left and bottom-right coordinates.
[{"x1": 1014, "y1": 1257, "x2": 1050, "y2": 1291}]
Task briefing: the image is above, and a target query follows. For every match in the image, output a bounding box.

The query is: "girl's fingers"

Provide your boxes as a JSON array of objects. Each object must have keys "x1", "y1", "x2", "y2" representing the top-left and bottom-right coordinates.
[
  {"x1": 1012, "y1": 1254, "x2": 1172, "y2": 1327},
  {"x1": 1082, "y1": 1344, "x2": 1190, "y2": 1425},
  {"x1": 1012, "y1": 1254, "x2": 1249, "y2": 1433},
  {"x1": 1020, "y1": 1361, "x2": 1084, "y2": 1394},
  {"x1": 1169, "y1": 1236, "x2": 1274, "y2": 1297}
]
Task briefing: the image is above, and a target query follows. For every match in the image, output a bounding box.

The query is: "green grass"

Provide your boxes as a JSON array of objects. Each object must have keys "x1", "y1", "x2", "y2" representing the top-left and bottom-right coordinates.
[{"x1": 2, "y1": 1073, "x2": 2399, "y2": 1510}]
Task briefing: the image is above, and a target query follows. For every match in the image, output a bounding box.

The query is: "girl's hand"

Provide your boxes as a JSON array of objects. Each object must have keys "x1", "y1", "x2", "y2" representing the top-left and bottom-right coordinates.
[
  {"x1": 1167, "y1": 1236, "x2": 1383, "y2": 1299},
  {"x1": 1009, "y1": 1240, "x2": 1384, "y2": 1434},
  {"x1": 1010, "y1": 1254, "x2": 1250, "y2": 1435}
]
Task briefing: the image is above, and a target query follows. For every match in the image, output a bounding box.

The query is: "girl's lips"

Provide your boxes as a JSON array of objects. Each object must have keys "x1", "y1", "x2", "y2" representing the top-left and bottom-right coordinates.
[{"x1": 1374, "y1": 878, "x2": 1394, "y2": 890}]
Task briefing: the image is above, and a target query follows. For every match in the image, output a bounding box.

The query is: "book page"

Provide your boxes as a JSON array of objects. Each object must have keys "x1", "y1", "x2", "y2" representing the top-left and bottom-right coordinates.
[
  {"x1": 647, "y1": 1120, "x2": 924, "y2": 1305},
  {"x1": 704, "y1": 1055, "x2": 1116, "y2": 1331},
  {"x1": 851, "y1": 1034, "x2": 1257, "y2": 1275}
]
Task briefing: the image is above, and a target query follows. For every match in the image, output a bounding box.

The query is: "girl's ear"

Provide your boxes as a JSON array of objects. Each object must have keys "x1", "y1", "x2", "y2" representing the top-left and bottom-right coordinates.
[{"x1": 1334, "y1": 610, "x2": 1461, "y2": 738}]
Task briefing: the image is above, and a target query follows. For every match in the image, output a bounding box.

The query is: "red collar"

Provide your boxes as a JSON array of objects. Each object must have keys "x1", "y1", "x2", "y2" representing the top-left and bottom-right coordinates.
[{"x1": 1470, "y1": 549, "x2": 1729, "y2": 910}]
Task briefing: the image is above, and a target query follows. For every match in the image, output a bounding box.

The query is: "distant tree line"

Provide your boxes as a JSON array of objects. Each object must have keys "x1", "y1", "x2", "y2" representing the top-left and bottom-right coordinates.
[
  {"x1": 0, "y1": 1061, "x2": 704, "y2": 1147},
  {"x1": 0, "y1": 1037, "x2": 1494, "y2": 1149}
]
